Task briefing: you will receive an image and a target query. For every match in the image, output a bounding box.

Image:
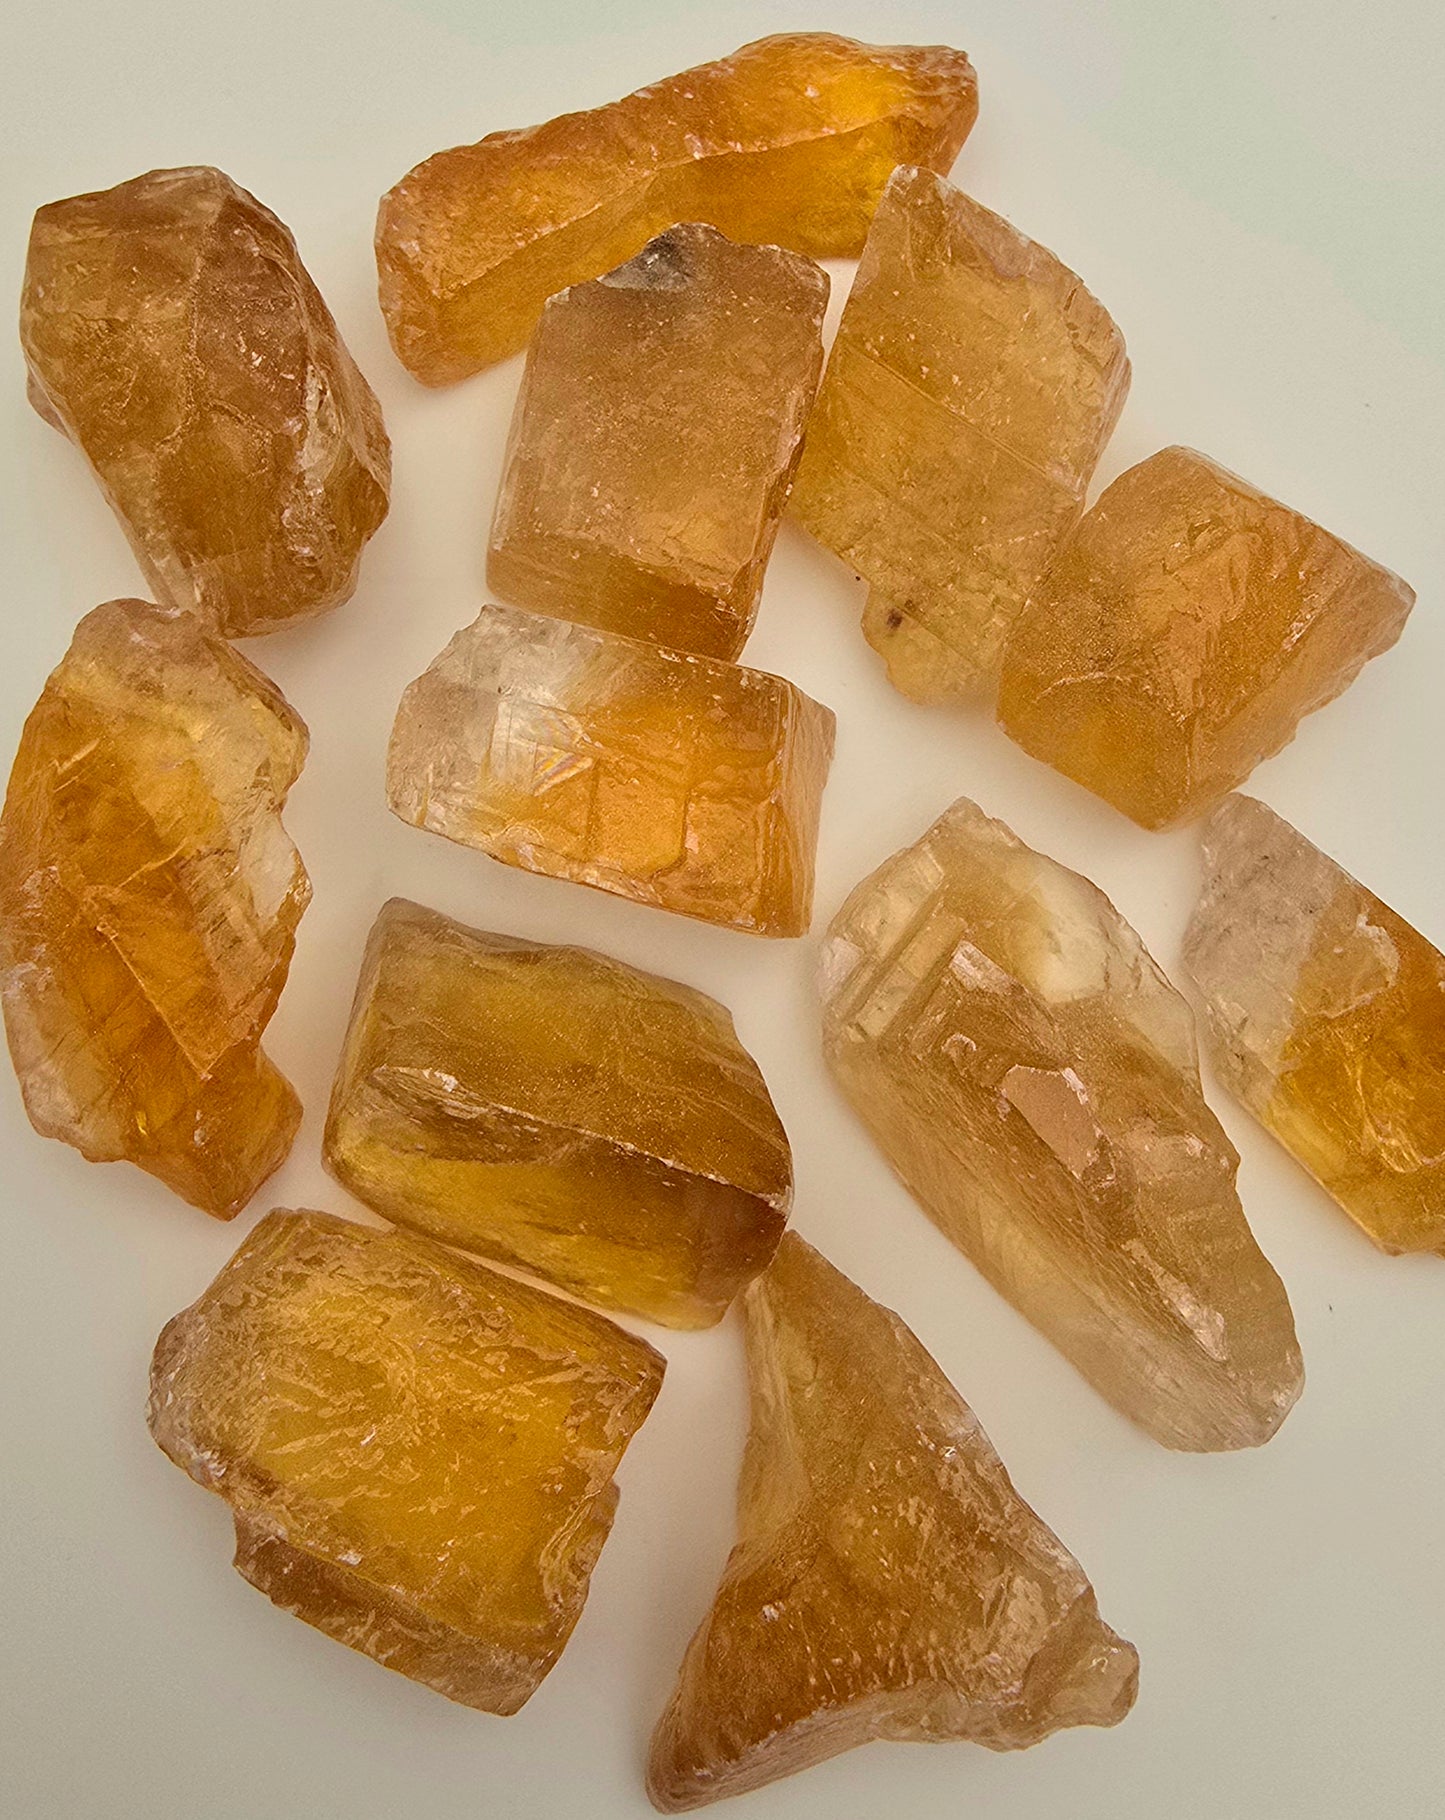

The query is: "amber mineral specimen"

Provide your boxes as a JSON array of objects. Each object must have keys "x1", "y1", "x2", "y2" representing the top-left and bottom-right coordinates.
[
  {"x1": 998, "y1": 448, "x2": 1415, "y2": 828},
  {"x1": 21, "y1": 167, "x2": 390, "y2": 637},
  {"x1": 788, "y1": 165, "x2": 1130, "y2": 701},
  {"x1": 1185, "y1": 795, "x2": 1445, "y2": 1253},
  {"x1": 387, "y1": 604, "x2": 834, "y2": 937},
  {"x1": 819, "y1": 798, "x2": 1302, "y2": 1451},
  {"x1": 648, "y1": 1233, "x2": 1137, "y2": 1810},
  {"x1": 488, "y1": 224, "x2": 827, "y2": 659},
  {"x1": 0, "y1": 599, "x2": 309, "y2": 1217},
  {"x1": 325, "y1": 899, "x2": 791, "y2": 1325},
  {"x1": 376, "y1": 33, "x2": 978, "y2": 384},
  {"x1": 149, "y1": 1208, "x2": 664, "y2": 1712}
]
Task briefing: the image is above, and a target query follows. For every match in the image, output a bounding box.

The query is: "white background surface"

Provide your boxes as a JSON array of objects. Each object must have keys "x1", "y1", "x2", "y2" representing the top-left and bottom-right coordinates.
[{"x1": 2, "y1": 3, "x2": 1442, "y2": 1816}]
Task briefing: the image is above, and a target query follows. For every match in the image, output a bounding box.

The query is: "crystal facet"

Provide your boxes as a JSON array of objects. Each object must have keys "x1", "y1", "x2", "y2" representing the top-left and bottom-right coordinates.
[
  {"x1": 325, "y1": 899, "x2": 792, "y2": 1326},
  {"x1": 376, "y1": 33, "x2": 978, "y2": 384},
  {"x1": 997, "y1": 448, "x2": 1415, "y2": 828},
  {"x1": 22, "y1": 167, "x2": 391, "y2": 637},
  {"x1": 788, "y1": 165, "x2": 1130, "y2": 701},
  {"x1": 1184, "y1": 795, "x2": 1445, "y2": 1253},
  {"x1": 149, "y1": 1208, "x2": 665, "y2": 1712},
  {"x1": 648, "y1": 1232, "x2": 1138, "y2": 1811},
  {"x1": 819, "y1": 798, "x2": 1303, "y2": 1450},
  {"x1": 0, "y1": 599, "x2": 309, "y2": 1217},
  {"x1": 488, "y1": 223, "x2": 827, "y2": 659},
  {"x1": 387, "y1": 604, "x2": 835, "y2": 937}
]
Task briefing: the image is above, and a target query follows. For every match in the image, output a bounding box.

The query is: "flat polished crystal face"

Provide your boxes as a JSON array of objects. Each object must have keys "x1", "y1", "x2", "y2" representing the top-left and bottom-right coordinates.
[
  {"x1": 325, "y1": 899, "x2": 792, "y2": 1327},
  {"x1": 789, "y1": 165, "x2": 1130, "y2": 701},
  {"x1": 648, "y1": 1233, "x2": 1138, "y2": 1811},
  {"x1": 376, "y1": 32, "x2": 978, "y2": 383},
  {"x1": 819, "y1": 797, "x2": 1303, "y2": 1451},
  {"x1": 148, "y1": 1209, "x2": 665, "y2": 1715},
  {"x1": 488, "y1": 224, "x2": 827, "y2": 660},
  {"x1": 1185, "y1": 796, "x2": 1445, "y2": 1253},
  {"x1": 21, "y1": 167, "x2": 391, "y2": 637},
  {"x1": 387, "y1": 603, "x2": 835, "y2": 937},
  {"x1": 998, "y1": 447, "x2": 1415, "y2": 828},
  {"x1": 0, "y1": 599, "x2": 310, "y2": 1217}
]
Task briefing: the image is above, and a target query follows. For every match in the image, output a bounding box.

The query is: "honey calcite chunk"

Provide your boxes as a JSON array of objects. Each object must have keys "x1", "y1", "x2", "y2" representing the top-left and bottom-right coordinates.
[
  {"x1": 149, "y1": 1209, "x2": 664, "y2": 1712},
  {"x1": 377, "y1": 33, "x2": 977, "y2": 384},
  {"x1": 387, "y1": 604, "x2": 834, "y2": 937},
  {"x1": 1185, "y1": 796, "x2": 1445, "y2": 1253},
  {"x1": 649, "y1": 1233, "x2": 1138, "y2": 1811},
  {"x1": 998, "y1": 448, "x2": 1415, "y2": 829},
  {"x1": 22, "y1": 167, "x2": 390, "y2": 637},
  {"x1": 0, "y1": 599, "x2": 309, "y2": 1217},
  {"x1": 819, "y1": 798, "x2": 1303, "y2": 1451},
  {"x1": 326, "y1": 899, "x2": 791, "y2": 1326},
  {"x1": 789, "y1": 165, "x2": 1130, "y2": 701},
  {"x1": 488, "y1": 224, "x2": 827, "y2": 659}
]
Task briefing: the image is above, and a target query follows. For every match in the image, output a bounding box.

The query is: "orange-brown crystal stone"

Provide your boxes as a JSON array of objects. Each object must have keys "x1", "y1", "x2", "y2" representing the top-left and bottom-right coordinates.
[
  {"x1": 148, "y1": 1209, "x2": 665, "y2": 1713},
  {"x1": 376, "y1": 33, "x2": 978, "y2": 384}
]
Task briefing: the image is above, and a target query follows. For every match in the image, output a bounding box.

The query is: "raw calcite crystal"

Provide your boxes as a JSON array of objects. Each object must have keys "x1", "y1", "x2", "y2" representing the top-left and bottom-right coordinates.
[
  {"x1": 819, "y1": 798, "x2": 1302, "y2": 1451},
  {"x1": 148, "y1": 1208, "x2": 664, "y2": 1712},
  {"x1": 387, "y1": 604, "x2": 834, "y2": 937},
  {"x1": 648, "y1": 1233, "x2": 1138, "y2": 1811},
  {"x1": 788, "y1": 165, "x2": 1130, "y2": 701},
  {"x1": 377, "y1": 33, "x2": 978, "y2": 384},
  {"x1": 325, "y1": 898, "x2": 792, "y2": 1326},
  {"x1": 21, "y1": 167, "x2": 390, "y2": 637},
  {"x1": 997, "y1": 448, "x2": 1415, "y2": 828},
  {"x1": 0, "y1": 599, "x2": 309, "y2": 1217},
  {"x1": 488, "y1": 223, "x2": 827, "y2": 659},
  {"x1": 1185, "y1": 796, "x2": 1445, "y2": 1253}
]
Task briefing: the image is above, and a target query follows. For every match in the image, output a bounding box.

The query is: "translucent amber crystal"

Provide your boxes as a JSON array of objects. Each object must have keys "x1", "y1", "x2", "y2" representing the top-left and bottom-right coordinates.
[
  {"x1": 997, "y1": 448, "x2": 1415, "y2": 829},
  {"x1": 21, "y1": 167, "x2": 390, "y2": 637},
  {"x1": 648, "y1": 1233, "x2": 1138, "y2": 1811},
  {"x1": 325, "y1": 899, "x2": 791, "y2": 1326},
  {"x1": 819, "y1": 798, "x2": 1302, "y2": 1451},
  {"x1": 0, "y1": 599, "x2": 309, "y2": 1217},
  {"x1": 788, "y1": 165, "x2": 1130, "y2": 701},
  {"x1": 148, "y1": 1208, "x2": 664, "y2": 1712},
  {"x1": 376, "y1": 33, "x2": 977, "y2": 384},
  {"x1": 387, "y1": 604, "x2": 834, "y2": 937},
  {"x1": 488, "y1": 224, "x2": 827, "y2": 659},
  {"x1": 1185, "y1": 796, "x2": 1445, "y2": 1253}
]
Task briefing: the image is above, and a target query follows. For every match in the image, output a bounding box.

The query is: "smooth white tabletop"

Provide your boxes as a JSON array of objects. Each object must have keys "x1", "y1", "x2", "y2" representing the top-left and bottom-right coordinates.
[{"x1": 2, "y1": 4, "x2": 1441, "y2": 1817}]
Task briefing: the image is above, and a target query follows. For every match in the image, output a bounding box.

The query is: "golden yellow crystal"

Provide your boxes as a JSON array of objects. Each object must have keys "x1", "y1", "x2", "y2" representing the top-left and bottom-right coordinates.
[
  {"x1": 789, "y1": 165, "x2": 1130, "y2": 701},
  {"x1": 376, "y1": 33, "x2": 978, "y2": 384},
  {"x1": 0, "y1": 599, "x2": 309, "y2": 1217},
  {"x1": 22, "y1": 167, "x2": 391, "y2": 637},
  {"x1": 387, "y1": 604, "x2": 835, "y2": 937},
  {"x1": 648, "y1": 1233, "x2": 1138, "y2": 1811},
  {"x1": 148, "y1": 1208, "x2": 665, "y2": 1713},
  {"x1": 1185, "y1": 795, "x2": 1445, "y2": 1253},
  {"x1": 997, "y1": 448, "x2": 1415, "y2": 829},
  {"x1": 488, "y1": 223, "x2": 827, "y2": 659},
  {"x1": 325, "y1": 899, "x2": 792, "y2": 1326},
  {"x1": 819, "y1": 798, "x2": 1303, "y2": 1451}
]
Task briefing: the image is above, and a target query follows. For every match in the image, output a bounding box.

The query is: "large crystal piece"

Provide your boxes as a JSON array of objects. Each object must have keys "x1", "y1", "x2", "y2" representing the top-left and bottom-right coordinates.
[
  {"x1": 0, "y1": 599, "x2": 309, "y2": 1217},
  {"x1": 325, "y1": 898, "x2": 792, "y2": 1326},
  {"x1": 149, "y1": 1208, "x2": 665, "y2": 1712},
  {"x1": 387, "y1": 604, "x2": 834, "y2": 937},
  {"x1": 997, "y1": 448, "x2": 1415, "y2": 828},
  {"x1": 1184, "y1": 795, "x2": 1445, "y2": 1253},
  {"x1": 488, "y1": 224, "x2": 827, "y2": 659},
  {"x1": 22, "y1": 167, "x2": 391, "y2": 637},
  {"x1": 376, "y1": 33, "x2": 977, "y2": 384},
  {"x1": 819, "y1": 797, "x2": 1303, "y2": 1451},
  {"x1": 788, "y1": 165, "x2": 1130, "y2": 701},
  {"x1": 648, "y1": 1233, "x2": 1138, "y2": 1810}
]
